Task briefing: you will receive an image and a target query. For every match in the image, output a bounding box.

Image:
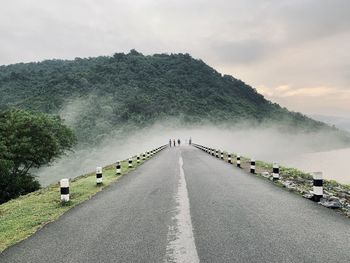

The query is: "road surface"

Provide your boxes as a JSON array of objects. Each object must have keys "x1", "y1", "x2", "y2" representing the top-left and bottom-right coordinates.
[{"x1": 1, "y1": 146, "x2": 350, "y2": 262}]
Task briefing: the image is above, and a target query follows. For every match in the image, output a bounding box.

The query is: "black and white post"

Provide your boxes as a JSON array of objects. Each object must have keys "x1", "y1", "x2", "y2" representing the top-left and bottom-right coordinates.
[
  {"x1": 116, "y1": 160, "x2": 121, "y2": 175},
  {"x1": 228, "y1": 154, "x2": 232, "y2": 164},
  {"x1": 137, "y1": 155, "x2": 140, "y2": 163},
  {"x1": 237, "y1": 154, "x2": 241, "y2": 168},
  {"x1": 96, "y1": 166, "x2": 103, "y2": 185},
  {"x1": 272, "y1": 163, "x2": 279, "y2": 181},
  {"x1": 220, "y1": 151, "x2": 224, "y2": 160},
  {"x1": 128, "y1": 158, "x2": 133, "y2": 168},
  {"x1": 312, "y1": 172, "x2": 323, "y2": 202},
  {"x1": 216, "y1": 150, "x2": 219, "y2": 158},
  {"x1": 142, "y1": 153, "x2": 146, "y2": 160},
  {"x1": 60, "y1": 178, "x2": 69, "y2": 202},
  {"x1": 250, "y1": 159, "x2": 255, "y2": 174}
]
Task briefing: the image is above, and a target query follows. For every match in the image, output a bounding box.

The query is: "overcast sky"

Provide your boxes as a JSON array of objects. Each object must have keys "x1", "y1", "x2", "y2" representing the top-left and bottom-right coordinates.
[{"x1": 1, "y1": 0, "x2": 349, "y2": 117}]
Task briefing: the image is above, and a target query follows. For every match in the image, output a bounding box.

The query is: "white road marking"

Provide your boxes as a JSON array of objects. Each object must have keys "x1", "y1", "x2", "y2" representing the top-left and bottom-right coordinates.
[{"x1": 165, "y1": 155, "x2": 199, "y2": 263}]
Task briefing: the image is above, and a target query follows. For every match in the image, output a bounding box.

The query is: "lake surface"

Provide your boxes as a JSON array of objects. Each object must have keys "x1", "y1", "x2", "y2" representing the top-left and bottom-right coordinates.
[{"x1": 278, "y1": 148, "x2": 350, "y2": 184}]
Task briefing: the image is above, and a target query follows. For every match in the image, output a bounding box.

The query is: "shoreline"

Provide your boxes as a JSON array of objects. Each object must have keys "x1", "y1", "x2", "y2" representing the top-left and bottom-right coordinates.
[{"x1": 194, "y1": 145, "x2": 350, "y2": 218}]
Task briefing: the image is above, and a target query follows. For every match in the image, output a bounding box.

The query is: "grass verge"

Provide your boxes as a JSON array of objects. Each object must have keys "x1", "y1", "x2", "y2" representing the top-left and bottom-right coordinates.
[{"x1": 0, "y1": 158, "x2": 146, "y2": 252}]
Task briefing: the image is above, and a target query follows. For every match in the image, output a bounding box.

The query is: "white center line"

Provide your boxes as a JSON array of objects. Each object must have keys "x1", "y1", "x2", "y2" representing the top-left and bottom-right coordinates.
[{"x1": 165, "y1": 154, "x2": 199, "y2": 263}]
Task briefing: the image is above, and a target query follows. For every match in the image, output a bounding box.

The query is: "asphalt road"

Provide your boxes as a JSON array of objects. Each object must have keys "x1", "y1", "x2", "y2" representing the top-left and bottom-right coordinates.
[{"x1": 1, "y1": 146, "x2": 350, "y2": 262}]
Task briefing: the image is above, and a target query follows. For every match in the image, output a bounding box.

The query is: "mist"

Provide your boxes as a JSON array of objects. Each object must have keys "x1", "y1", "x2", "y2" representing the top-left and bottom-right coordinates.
[{"x1": 36, "y1": 120, "x2": 350, "y2": 186}]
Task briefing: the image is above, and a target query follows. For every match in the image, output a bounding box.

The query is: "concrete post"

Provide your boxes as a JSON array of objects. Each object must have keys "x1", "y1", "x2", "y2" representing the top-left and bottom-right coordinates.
[
  {"x1": 96, "y1": 166, "x2": 102, "y2": 185},
  {"x1": 60, "y1": 178, "x2": 69, "y2": 202}
]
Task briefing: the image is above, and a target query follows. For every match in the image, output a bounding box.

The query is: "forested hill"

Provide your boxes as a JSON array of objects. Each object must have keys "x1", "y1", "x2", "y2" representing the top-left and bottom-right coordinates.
[{"x1": 0, "y1": 50, "x2": 346, "y2": 145}]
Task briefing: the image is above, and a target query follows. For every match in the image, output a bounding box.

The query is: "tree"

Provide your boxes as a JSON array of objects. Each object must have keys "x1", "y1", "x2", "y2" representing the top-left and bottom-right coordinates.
[
  {"x1": 0, "y1": 51, "x2": 347, "y2": 145},
  {"x1": 0, "y1": 109, "x2": 76, "y2": 203}
]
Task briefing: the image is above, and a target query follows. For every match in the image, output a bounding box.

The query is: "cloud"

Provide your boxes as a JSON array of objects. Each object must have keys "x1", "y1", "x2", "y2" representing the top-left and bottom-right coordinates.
[
  {"x1": 257, "y1": 84, "x2": 350, "y2": 117},
  {"x1": 274, "y1": 0, "x2": 350, "y2": 43},
  {"x1": 211, "y1": 39, "x2": 273, "y2": 64},
  {"x1": 0, "y1": 0, "x2": 349, "y2": 117},
  {"x1": 259, "y1": 85, "x2": 348, "y2": 98}
]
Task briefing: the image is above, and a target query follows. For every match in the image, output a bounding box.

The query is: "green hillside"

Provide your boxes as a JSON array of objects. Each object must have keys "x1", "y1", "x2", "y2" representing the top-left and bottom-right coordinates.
[{"x1": 0, "y1": 50, "x2": 346, "y2": 145}]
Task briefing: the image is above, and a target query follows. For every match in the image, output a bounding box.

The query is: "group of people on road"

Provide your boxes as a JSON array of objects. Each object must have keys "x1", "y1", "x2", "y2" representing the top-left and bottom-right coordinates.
[{"x1": 169, "y1": 137, "x2": 191, "y2": 147}]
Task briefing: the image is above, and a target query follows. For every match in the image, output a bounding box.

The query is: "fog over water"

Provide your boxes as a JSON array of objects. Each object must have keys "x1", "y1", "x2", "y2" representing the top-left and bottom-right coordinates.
[
  {"x1": 36, "y1": 122, "x2": 350, "y2": 186},
  {"x1": 279, "y1": 148, "x2": 350, "y2": 184}
]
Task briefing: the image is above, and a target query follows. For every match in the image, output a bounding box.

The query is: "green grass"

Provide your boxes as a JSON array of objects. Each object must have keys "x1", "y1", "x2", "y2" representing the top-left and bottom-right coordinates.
[{"x1": 0, "y1": 156, "x2": 149, "y2": 252}]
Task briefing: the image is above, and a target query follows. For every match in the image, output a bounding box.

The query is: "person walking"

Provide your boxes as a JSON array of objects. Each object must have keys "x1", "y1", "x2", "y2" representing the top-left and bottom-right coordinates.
[
  {"x1": 169, "y1": 139, "x2": 172, "y2": 147},
  {"x1": 173, "y1": 139, "x2": 176, "y2": 147},
  {"x1": 189, "y1": 137, "x2": 192, "y2": 145}
]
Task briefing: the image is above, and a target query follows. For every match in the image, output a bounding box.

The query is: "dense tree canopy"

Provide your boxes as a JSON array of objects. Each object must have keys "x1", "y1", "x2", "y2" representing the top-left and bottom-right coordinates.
[
  {"x1": 0, "y1": 50, "x2": 347, "y2": 145},
  {"x1": 0, "y1": 109, "x2": 76, "y2": 203}
]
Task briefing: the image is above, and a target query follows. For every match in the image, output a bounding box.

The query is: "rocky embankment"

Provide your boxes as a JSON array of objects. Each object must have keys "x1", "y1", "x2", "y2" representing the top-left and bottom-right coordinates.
[
  {"x1": 192, "y1": 145, "x2": 350, "y2": 218},
  {"x1": 239, "y1": 157, "x2": 350, "y2": 218}
]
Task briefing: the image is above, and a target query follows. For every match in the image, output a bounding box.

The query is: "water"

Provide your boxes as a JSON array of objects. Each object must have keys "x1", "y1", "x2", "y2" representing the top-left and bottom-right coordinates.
[{"x1": 278, "y1": 148, "x2": 350, "y2": 184}]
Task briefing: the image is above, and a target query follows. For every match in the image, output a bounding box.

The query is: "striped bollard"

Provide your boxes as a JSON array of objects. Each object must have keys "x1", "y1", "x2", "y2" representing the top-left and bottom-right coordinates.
[
  {"x1": 237, "y1": 155, "x2": 241, "y2": 168},
  {"x1": 147, "y1": 151, "x2": 150, "y2": 158},
  {"x1": 137, "y1": 155, "x2": 140, "y2": 163},
  {"x1": 116, "y1": 161, "x2": 121, "y2": 175},
  {"x1": 60, "y1": 178, "x2": 69, "y2": 202},
  {"x1": 272, "y1": 163, "x2": 279, "y2": 181},
  {"x1": 220, "y1": 151, "x2": 224, "y2": 160},
  {"x1": 142, "y1": 153, "x2": 146, "y2": 160},
  {"x1": 250, "y1": 159, "x2": 255, "y2": 174},
  {"x1": 228, "y1": 154, "x2": 232, "y2": 164},
  {"x1": 216, "y1": 150, "x2": 219, "y2": 158},
  {"x1": 312, "y1": 172, "x2": 323, "y2": 202},
  {"x1": 211, "y1": 149, "x2": 214, "y2": 156},
  {"x1": 96, "y1": 166, "x2": 103, "y2": 185},
  {"x1": 128, "y1": 158, "x2": 133, "y2": 168}
]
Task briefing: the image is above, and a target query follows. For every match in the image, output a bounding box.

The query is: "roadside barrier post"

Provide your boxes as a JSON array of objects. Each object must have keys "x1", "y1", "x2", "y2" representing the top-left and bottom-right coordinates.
[
  {"x1": 312, "y1": 172, "x2": 323, "y2": 202},
  {"x1": 228, "y1": 154, "x2": 232, "y2": 164},
  {"x1": 211, "y1": 149, "x2": 215, "y2": 156},
  {"x1": 221, "y1": 151, "x2": 224, "y2": 160},
  {"x1": 60, "y1": 178, "x2": 69, "y2": 202},
  {"x1": 116, "y1": 161, "x2": 121, "y2": 175},
  {"x1": 147, "y1": 151, "x2": 150, "y2": 158},
  {"x1": 250, "y1": 159, "x2": 255, "y2": 174},
  {"x1": 137, "y1": 155, "x2": 140, "y2": 163},
  {"x1": 272, "y1": 163, "x2": 280, "y2": 181},
  {"x1": 237, "y1": 155, "x2": 241, "y2": 168},
  {"x1": 128, "y1": 158, "x2": 133, "y2": 168},
  {"x1": 216, "y1": 150, "x2": 219, "y2": 158},
  {"x1": 142, "y1": 153, "x2": 146, "y2": 160},
  {"x1": 96, "y1": 166, "x2": 103, "y2": 185}
]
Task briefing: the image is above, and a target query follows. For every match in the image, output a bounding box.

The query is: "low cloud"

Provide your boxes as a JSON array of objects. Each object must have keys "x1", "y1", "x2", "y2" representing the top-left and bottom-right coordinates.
[{"x1": 36, "y1": 120, "x2": 350, "y2": 186}]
